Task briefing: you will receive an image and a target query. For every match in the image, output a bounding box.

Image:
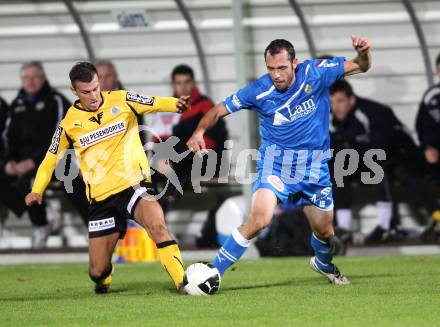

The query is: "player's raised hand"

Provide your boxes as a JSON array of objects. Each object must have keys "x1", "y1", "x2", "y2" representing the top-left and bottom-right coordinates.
[
  {"x1": 351, "y1": 35, "x2": 370, "y2": 55},
  {"x1": 176, "y1": 95, "x2": 190, "y2": 113},
  {"x1": 187, "y1": 131, "x2": 207, "y2": 154},
  {"x1": 25, "y1": 192, "x2": 42, "y2": 206}
]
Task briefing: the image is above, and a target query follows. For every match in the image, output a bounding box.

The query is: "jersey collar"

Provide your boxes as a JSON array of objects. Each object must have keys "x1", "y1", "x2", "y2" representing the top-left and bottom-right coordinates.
[
  {"x1": 273, "y1": 62, "x2": 307, "y2": 95},
  {"x1": 73, "y1": 92, "x2": 105, "y2": 112}
]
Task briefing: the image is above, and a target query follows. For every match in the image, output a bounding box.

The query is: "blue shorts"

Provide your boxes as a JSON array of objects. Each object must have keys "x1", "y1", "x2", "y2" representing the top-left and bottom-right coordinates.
[{"x1": 253, "y1": 159, "x2": 334, "y2": 211}]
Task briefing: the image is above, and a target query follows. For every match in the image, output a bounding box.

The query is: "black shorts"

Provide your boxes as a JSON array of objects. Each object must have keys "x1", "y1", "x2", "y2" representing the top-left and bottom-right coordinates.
[{"x1": 88, "y1": 181, "x2": 157, "y2": 238}]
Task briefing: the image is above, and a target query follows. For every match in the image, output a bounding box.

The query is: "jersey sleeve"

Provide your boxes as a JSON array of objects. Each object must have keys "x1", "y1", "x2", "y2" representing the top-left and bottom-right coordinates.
[
  {"x1": 124, "y1": 91, "x2": 179, "y2": 115},
  {"x1": 223, "y1": 82, "x2": 257, "y2": 113},
  {"x1": 31, "y1": 123, "x2": 70, "y2": 195},
  {"x1": 314, "y1": 57, "x2": 345, "y2": 87}
]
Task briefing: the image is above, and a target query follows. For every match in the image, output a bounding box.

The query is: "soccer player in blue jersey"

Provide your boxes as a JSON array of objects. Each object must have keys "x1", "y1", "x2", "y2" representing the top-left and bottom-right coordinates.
[{"x1": 187, "y1": 35, "x2": 371, "y2": 285}]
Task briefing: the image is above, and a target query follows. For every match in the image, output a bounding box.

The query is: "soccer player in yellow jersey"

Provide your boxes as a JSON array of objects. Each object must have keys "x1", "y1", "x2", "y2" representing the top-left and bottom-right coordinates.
[{"x1": 25, "y1": 62, "x2": 189, "y2": 294}]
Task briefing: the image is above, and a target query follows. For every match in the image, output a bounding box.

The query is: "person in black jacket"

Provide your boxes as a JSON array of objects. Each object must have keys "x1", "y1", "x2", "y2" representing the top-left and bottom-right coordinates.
[
  {"x1": 0, "y1": 61, "x2": 86, "y2": 247},
  {"x1": 416, "y1": 53, "x2": 440, "y2": 178},
  {"x1": 415, "y1": 53, "x2": 440, "y2": 239},
  {"x1": 0, "y1": 97, "x2": 27, "y2": 223},
  {"x1": 330, "y1": 80, "x2": 440, "y2": 244},
  {"x1": 0, "y1": 97, "x2": 9, "y2": 156}
]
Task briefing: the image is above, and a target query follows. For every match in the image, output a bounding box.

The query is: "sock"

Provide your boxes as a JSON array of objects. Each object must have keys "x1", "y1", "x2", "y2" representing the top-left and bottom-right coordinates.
[
  {"x1": 431, "y1": 210, "x2": 440, "y2": 222},
  {"x1": 377, "y1": 201, "x2": 392, "y2": 230},
  {"x1": 157, "y1": 240, "x2": 185, "y2": 289},
  {"x1": 336, "y1": 209, "x2": 352, "y2": 231},
  {"x1": 212, "y1": 229, "x2": 250, "y2": 276},
  {"x1": 311, "y1": 233, "x2": 334, "y2": 273}
]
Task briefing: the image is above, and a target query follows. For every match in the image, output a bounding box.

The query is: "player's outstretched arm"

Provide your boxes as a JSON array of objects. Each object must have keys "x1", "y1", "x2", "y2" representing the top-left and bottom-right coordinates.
[
  {"x1": 187, "y1": 102, "x2": 230, "y2": 153},
  {"x1": 344, "y1": 35, "x2": 372, "y2": 76}
]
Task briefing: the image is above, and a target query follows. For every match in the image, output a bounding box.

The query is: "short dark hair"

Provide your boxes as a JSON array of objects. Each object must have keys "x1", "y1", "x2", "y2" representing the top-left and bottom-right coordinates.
[
  {"x1": 264, "y1": 39, "x2": 296, "y2": 61},
  {"x1": 95, "y1": 59, "x2": 117, "y2": 71},
  {"x1": 69, "y1": 62, "x2": 97, "y2": 87},
  {"x1": 330, "y1": 79, "x2": 355, "y2": 97},
  {"x1": 315, "y1": 54, "x2": 334, "y2": 60},
  {"x1": 21, "y1": 60, "x2": 45, "y2": 76},
  {"x1": 171, "y1": 64, "x2": 194, "y2": 80},
  {"x1": 436, "y1": 53, "x2": 440, "y2": 67}
]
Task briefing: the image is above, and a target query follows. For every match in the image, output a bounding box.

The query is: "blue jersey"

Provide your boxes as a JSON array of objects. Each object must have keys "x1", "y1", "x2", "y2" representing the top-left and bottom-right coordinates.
[
  {"x1": 223, "y1": 57, "x2": 345, "y2": 152},
  {"x1": 223, "y1": 57, "x2": 345, "y2": 207}
]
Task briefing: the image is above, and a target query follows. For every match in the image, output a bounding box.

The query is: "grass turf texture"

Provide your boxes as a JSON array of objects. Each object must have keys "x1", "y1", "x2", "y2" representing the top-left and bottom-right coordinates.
[{"x1": 1, "y1": 255, "x2": 439, "y2": 327}]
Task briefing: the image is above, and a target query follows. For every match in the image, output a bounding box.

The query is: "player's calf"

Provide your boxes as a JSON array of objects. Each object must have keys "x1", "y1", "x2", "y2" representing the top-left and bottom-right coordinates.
[
  {"x1": 240, "y1": 211, "x2": 273, "y2": 240},
  {"x1": 310, "y1": 232, "x2": 336, "y2": 273},
  {"x1": 212, "y1": 208, "x2": 272, "y2": 276},
  {"x1": 304, "y1": 205, "x2": 338, "y2": 273},
  {"x1": 212, "y1": 188, "x2": 277, "y2": 276},
  {"x1": 134, "y1": 199, "x2": 185, "y2": 290},
  {"x1": 156, "y1": 240, "x2": 185, "y2": 290},
  {"x1": 212, "y1": 228, "x2": 250, "y2": 276}
]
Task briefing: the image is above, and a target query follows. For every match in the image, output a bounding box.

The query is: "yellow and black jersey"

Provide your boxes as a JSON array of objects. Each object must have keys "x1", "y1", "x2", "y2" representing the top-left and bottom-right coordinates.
[{"x1": 32, "y1": 90, "x2": 180, "y2": 202}]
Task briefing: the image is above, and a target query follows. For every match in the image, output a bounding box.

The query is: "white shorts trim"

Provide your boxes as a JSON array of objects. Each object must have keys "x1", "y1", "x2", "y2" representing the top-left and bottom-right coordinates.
[{"x1": 126, "y1": 187, "x2": 148, "y2": 214}]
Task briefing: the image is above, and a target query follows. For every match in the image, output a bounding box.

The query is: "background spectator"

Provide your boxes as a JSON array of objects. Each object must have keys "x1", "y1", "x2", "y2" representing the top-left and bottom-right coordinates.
[
  {"x1": 96, "y1": 59, "x2": 124, "y2": 91},
  {"x1": 96, "y1": 59, "x2": 148, "y2": 144},
  {"x1": 415, "y1": 53, "x2": 440, "y2": 239},
  {"x1": 416, "y1": 53, "x2": 440, "y2": 178},
  {"x1": 170, "y1": 64, "x2": 228, "y2": 174},
  {"x1": 0, "y1": 96, "x2": 10, "y2": 164},
  {"x1": 0, "y1": 96, "x2": 26, "y2": 225},
  {"x1": 0, "y1": 61, "x2": 67, "y2": 246},
  {"x1": 0, "y1": 61, "x2": 87, "y2": 247},
  {"x1": 330, "y1": 79, "x2": 440, "y2": 244},
  {"x1": 153, "y1": 64, "x2": 228, "y2": 247}
]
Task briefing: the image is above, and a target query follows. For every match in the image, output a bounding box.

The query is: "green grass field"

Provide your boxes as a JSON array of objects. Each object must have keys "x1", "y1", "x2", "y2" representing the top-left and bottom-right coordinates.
[{"x1": 1, "y1": 255, "x2": 440, "y2": 327}]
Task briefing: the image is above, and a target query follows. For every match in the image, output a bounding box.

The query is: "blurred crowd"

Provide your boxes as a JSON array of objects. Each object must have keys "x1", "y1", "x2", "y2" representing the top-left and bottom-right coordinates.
[
  {"x1": 0, "y1": 54, "x2": 439, "y2": 249},
  {"x1": 328, "y1": 54, "x2": 440, "y2": 245}
]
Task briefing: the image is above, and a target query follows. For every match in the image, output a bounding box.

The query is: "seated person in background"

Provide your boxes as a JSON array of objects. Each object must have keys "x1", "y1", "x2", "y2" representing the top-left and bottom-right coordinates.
[
  {"x1": 153, "y1": 64, "x2": 228, "y2": 202},
  {"x1": 0, "y1": 61, "x2": 85, "y2": 247},
  {"x1": 170, "y1": 64, "x2": 228, "y2": 176},
  {"x1": 416, "y1": 53, "x2": 440, "y2": 179},
  {"x1": 0, "y1": 96, "x2": 25, "y2": 221},
  {"x1": 0, "y1": 95, "x2": 10, "y2": 159},
  {"x1": 154, "y1": 64, "x2": 228, "y2": 247},
  {"x1": 97, "y1": 59, "x2": 147, "y2": 144},
  {"x1": 96, "y1": 59, "x2": 124, "y2": 91},
  {"x1": 330, "y1": 79, "x2": 440, "y2": 244}
]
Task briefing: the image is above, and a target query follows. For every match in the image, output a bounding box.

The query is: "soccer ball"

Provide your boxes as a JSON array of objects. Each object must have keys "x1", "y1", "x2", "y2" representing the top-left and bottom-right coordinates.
[{"x1": 183, "y1": 262, "x2": 221, "y2": 296}]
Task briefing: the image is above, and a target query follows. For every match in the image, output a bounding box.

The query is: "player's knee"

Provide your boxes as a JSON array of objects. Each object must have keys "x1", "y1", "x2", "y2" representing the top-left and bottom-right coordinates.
[
  {"x1": 89, "y1": 264, "x2": 112, "y2": 283},
  {"x1": 147, "y1": 220, "x2": 169, "y2": 241},
  {"x1": 313, "y1": 225, "x2": 334, "y2": 240}
]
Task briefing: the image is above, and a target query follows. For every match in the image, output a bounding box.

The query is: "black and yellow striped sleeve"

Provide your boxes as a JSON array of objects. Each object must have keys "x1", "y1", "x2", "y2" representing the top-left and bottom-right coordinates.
[{"x1": 124, "y1": 90, "x2": 179, "y2": 115}]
